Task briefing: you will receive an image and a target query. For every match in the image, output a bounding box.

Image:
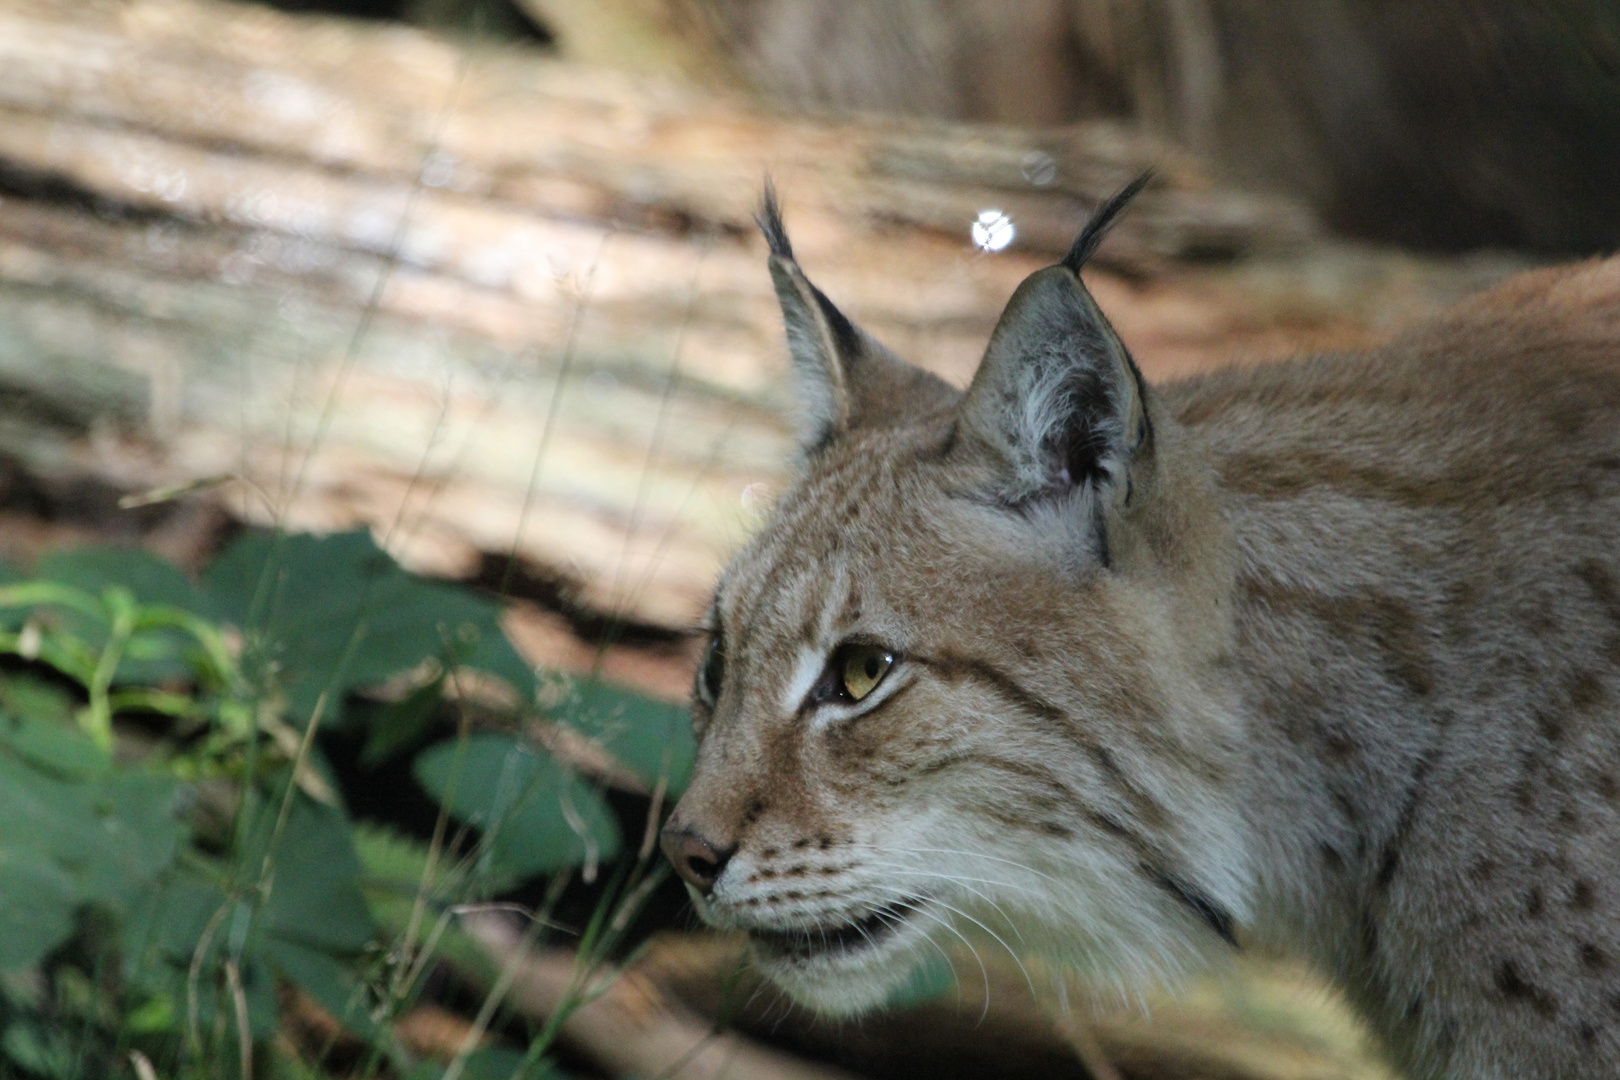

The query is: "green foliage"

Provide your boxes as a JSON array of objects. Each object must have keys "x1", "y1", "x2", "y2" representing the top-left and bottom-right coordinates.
[
  {"x1": 544, "y1": 676, "x2": 695, "y2": 795},
  {"x1": 206, "y1": 530, "x2": 535, "y2": 722},
  {"x1": 415, "y1": 734, "x2": 622, "y2": 881},
  {"x1": 0, "y1": 746, "x2": 183, "y2": 970},
  {"x1": 0, "y1": 530, "x2": 694, "y2": 1078},
  {"x1": 35, "y1": 547, "x2": 217, "y2": 686}
]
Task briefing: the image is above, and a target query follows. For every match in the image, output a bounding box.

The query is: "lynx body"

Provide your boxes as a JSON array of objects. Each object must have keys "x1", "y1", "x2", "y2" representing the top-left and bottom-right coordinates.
[{"x1": 659, "y1": 184, "x2": 1620, "y2": 1079}]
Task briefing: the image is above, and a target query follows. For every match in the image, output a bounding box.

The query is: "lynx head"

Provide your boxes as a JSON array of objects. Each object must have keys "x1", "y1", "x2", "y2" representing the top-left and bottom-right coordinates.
[{"x1": 660, "y1": 177, "x2": 1252, "y2": 1013}]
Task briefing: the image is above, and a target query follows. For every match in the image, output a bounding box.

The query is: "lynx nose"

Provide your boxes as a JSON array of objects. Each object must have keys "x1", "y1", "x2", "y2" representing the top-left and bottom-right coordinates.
[{"x1": 660, "y1": 823, "x2": 733, "y2": 894}]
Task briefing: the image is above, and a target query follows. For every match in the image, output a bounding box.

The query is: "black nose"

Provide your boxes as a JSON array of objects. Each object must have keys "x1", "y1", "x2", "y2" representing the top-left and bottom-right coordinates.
[{"x1": 660, "y1": 823, "x2": 733, "y2": 894}]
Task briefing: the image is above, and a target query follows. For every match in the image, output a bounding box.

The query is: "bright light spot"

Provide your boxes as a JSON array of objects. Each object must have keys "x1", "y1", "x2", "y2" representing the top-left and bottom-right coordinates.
[{"x1": 972, "y1": 209, "x2": 1015, "y2": 252}]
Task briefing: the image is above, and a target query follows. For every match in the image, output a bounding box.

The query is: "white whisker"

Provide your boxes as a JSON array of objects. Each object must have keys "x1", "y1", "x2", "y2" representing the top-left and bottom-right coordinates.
[
  {"x1": 853, "y1": 860, "x2": 1032, "y2": 946},
  {"x1": 888, "y1": 846, "x2": 1064, "y2": 885},
  {"x1": 898, "y1": 900, "x2": 993, "y2": 1023},
  {"x1": 879, "y1": 887, "x2": 1038, "y2": 1003}
]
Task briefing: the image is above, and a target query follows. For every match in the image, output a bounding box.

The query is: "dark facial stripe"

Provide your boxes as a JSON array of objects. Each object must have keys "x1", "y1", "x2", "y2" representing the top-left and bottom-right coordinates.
[
  {"x1": 1145, "y1": 865, "x2": 1239, "y2": 948},
  {"x1": 914, "y1": 650, "x2": 1170, "y2": 827},
  {"x1": 912, "y1": 751, "x2": 1081, "y2": 817},
  {"x1": 902, "y1": 730, "x2": 1164, "y2": 860},
  {"x1": 913, "y1": 651, "x2": 1067, "y2": 723}
]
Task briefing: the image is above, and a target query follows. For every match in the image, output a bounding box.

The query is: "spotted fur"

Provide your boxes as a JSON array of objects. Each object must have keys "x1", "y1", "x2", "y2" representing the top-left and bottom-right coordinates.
[{"x1": 662, "y1": 184, "x2": 1620, "y2": 1079}]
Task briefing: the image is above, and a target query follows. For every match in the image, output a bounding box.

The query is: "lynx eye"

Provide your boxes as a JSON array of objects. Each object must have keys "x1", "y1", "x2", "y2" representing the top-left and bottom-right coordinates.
[
  {"x1": 696, "y1": 635, "x2": 724, "y2": 707},
  {"x1": 838, "y1": 644, "x2": 894, "y2": 702}
]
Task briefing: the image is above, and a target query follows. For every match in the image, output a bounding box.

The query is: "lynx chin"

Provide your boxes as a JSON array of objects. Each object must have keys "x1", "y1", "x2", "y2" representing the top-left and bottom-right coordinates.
[{"x1": 659, "y1": 175, "x2": 1620, "y2": 1079}]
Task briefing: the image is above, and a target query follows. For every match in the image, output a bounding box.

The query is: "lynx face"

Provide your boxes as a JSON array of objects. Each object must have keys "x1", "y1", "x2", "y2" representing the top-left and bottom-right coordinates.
[{"x1": 661, "y1": 181, "x2": 1253, "y2": 1012}]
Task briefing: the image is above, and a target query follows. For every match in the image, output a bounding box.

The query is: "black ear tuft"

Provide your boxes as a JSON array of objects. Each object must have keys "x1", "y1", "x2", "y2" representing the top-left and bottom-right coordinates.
[
  {"x1": 1062, "y1": 171, "x2": 1154, "y2": 273},
  {"x1": 756, "y1": 177, "x2": 794, "y2": 261}
]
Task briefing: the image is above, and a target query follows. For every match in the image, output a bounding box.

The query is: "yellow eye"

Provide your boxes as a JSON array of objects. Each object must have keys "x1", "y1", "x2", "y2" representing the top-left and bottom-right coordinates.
[{"x1": 840, "y1": 645, "x2": 894, "y2": 702}]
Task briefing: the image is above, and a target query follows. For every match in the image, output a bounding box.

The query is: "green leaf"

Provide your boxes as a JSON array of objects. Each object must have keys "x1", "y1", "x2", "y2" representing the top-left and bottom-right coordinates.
[
  {"x1": 37, "y1": 547, "x2": 209, "y2": 616},
  {"x1": 123, "y1": 990, "x2": 177, "y2": 1034},
  {"x1": 0, "y1": 755, "x2": 183, "y2": 918},
  {"x1": 414, "y1": 735, "x2": 621, "y2": 880},
  {"x1": 0, "y1": 852, "x2": 77, "y2": 971},
  {"x1": 358, "y1": 677, "x2": 445, "y2": 767},
  {"x1": 0, "y1": 672, "x2": 74, "y2": 724},
  {"x1": 121, "y1": 873, "x2": 283, "y2": 1038},
  {"x1": 36, "y1": 546, "x2": 214, "y2": 684},
  {"x1": 205, "y1": 529, "x2": 534, "y2": 723},
  {"x1": 80, "y1": 773, "x2": 188, "y2": 904},
  {"x1": 545, "y1": 675, "x2": 695, "y2": 795},
  {"x1": 1, "y1": 1019, "x2": 76, "y2": 1078},
  {"x1": 353, "y1": 825, "x2": 501, "y2": 983},
  {"x1": 122, "y1": 795, "x2": 379, "y2": 1045},
  {"x1": 262, "y1": 937, "x2": 388, "y2": 1045},
  {"x1": 242, "y1": 795, "x2": 377, "y2": 955},
  {"x1": 121, "y1": 869, "x2": 232, "y2": 974},
  {"x1": 0, "y1": 676, "x2": 109, "y2": 779}
]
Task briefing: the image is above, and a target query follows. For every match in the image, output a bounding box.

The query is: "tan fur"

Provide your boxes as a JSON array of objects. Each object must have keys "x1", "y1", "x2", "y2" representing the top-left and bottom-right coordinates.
[{"x1": 665, "y1": 231, "x2": 1620, "y2": 1079}]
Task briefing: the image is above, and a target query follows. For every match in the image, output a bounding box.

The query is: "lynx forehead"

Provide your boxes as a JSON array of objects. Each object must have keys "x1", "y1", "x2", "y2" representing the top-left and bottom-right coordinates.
[{"x1": 660, "y1": 178, "x2": 1620, "y2": 1080}]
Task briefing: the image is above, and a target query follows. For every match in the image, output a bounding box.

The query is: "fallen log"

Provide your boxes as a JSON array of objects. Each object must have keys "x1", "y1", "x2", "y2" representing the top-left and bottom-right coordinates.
[
  {"x1": 467, "y1": 924, "x2": 1400, "y2": 1080},
  {"x1": 0, "y1": 0, "x2": 1525, "y2": 629},
  {"x1": 459, "y1": 913, "x2": 862, "y2": 1080}
]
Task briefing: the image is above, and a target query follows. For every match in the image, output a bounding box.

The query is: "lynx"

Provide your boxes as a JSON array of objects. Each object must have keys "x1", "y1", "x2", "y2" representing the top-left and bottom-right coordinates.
[{"x1": 658, "y1": 176, "x2": 1620, "y2": 1079}]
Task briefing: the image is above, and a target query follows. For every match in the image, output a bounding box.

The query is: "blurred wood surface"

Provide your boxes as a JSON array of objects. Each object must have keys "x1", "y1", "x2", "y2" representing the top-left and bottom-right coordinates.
[
  {"x1": 0, "y1": 0, "x2": 1525, "y2": 630},
  {"x1": 463, "y1": 921, "x2": 1399, "y2": 1080}
]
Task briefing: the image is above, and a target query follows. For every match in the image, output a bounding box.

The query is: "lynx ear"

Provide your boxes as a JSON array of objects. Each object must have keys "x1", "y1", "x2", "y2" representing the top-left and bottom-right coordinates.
[
  {"x1": 956, "y1": 175, "x2": 1155, "y2": 520},
  {"x1": 759, "y1": 184, "x2": 953, "y2": 453}
]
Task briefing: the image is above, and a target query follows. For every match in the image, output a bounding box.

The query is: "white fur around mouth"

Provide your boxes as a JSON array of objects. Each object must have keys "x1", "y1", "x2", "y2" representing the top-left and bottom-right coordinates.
[{"x1": 745, "y1": 897, "x2": 919, "y2": 963}]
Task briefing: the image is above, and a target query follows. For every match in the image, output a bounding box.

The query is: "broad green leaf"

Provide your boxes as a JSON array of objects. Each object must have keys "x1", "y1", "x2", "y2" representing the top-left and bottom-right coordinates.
[
  {"x1": 79, "y1": 773, "x2": 187, "y2": 904},
  {"x1": 205, "y1": 530, "x2": 534, "y2": 722},
  {"x1": 242, "y1": 795, "x2": 377, "y2": 955},
  {"x1": 121, "y1": 870, "x2": 232, "y2": 971},
  {"x1": 122, "y1": 872, "x2": 283, "y2": 1039},
  {"x1": 36, "y1": 546, "x2": 215, "y2": 684},
  {"x1": 353, "y1": 825, "x2": 501, "y2": 982},
  {"x1": 0, "y1": 853, "x2": 77, "y2": 971},
  {"x1": 0, "y1": 676, "x2": 109, "y2": 779},
  {"x1": 358, "y1": 677, "x2": 445, "y2": 767},
  {"x1": 0, "y1": 756, "x2": 183, "y2": 914},
  {"x1": 122, "y1": 803, "x2": 373, "y2": 1048},
  {"x1": 1, "y1": 1019, "x2": 76, "y2": 1078},
  {"x1": 37, "y1": 546, "x2": 211, "y2": 615},
  {"x1": 414, "y1": 735, "x2": 621, "y2": 880},
  {"x1": 545, "y1": 675, "x2": 695, "y2": 795},
  {"x1": 0, "y1": 672, "x2": 74, "y2": 724},
  {"x1": 262, "y1": 937, "x2": 388, "y2": 1045}
]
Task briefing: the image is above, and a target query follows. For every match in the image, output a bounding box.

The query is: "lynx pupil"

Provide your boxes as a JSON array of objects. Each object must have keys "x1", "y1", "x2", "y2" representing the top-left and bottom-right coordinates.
[{"x1": 839, "y1": 645, "x2": 893, "y2": 702}]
